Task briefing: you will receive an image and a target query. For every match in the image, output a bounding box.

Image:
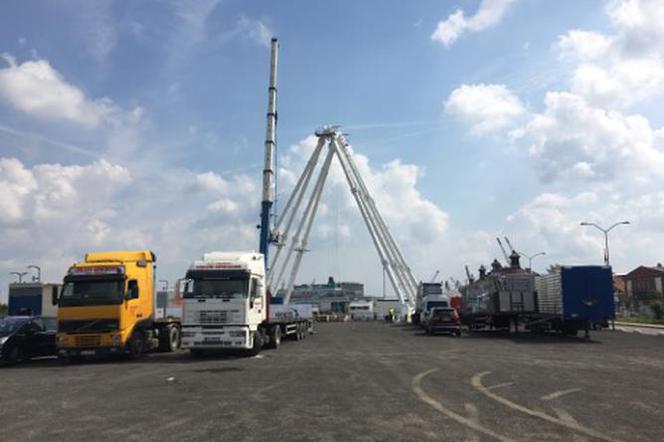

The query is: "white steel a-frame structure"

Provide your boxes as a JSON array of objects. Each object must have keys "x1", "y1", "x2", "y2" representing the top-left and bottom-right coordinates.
[{"x1": 267, "y1": 126, "x2": 417, "y2": 309}]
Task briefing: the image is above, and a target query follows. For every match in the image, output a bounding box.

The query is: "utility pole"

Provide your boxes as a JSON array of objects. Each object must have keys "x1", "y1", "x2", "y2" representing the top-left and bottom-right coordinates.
[
  {"x1": 259, "y1": 38, "x2": 279, "y2": 270},
  {"x1": 27, "y1": 265, "x2": 41, "y2": 282},
  {"x1": 10, "y1": 272, "x2": 28, "y2": 283},
  {"x1": 580, "y1": 221, "x2": 630, "y2": 266},
  {"x1": 521, "y1": 252, "x2": 546, "y2": 272}
]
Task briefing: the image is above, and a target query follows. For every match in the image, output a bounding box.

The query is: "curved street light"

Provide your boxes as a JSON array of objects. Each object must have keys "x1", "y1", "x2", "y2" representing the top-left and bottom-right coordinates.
[
  {"x1": 27, "y1": 265, "x2": 41, "y2": 282},
  {"x1": 580, "y1": 221, "x2": 630, "y2": 266},
  {"x1": 522, "y1": 251, "x2": 546, "y2": 272},
  {"x1": 10, "y1": 271, "x2": 28, "y2": 283}
]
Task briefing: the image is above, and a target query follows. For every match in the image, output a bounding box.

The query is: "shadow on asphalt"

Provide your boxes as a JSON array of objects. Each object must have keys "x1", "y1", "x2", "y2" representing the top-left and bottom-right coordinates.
[
  {"x1": 394, "y1": 323, "x2": 601, "y2": 344},
  {"x1": 0, "y1": 349, "x2": 266, "y2": 370}
]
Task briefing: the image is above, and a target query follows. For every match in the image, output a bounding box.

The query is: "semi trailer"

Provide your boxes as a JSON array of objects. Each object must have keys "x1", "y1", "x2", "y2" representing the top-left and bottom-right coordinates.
[
  {"x1": 56, "y1": 250, "x2": 181, "y2": 362},
  {"x1": 180, "y1": 251, "x2": 312, "y2": 357}
]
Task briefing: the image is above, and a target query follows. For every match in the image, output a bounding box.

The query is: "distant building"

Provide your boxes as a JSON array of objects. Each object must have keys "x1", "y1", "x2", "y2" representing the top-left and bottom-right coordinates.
[
  {"x1": 624, "y1": 264, "x2": 664, "y2": 299},
  {"x1": 277, "y1": 276, "x2": 365, "y2": 313}
]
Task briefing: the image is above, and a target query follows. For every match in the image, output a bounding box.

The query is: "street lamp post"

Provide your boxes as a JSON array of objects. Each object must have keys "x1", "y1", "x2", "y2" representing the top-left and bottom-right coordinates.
[
  {"x1": 10, "y1": 272, "x2": 28, "y2": 283},
  {"x1": 522, "y1": 251, "x2": 546, "y2": 272},
  {"x1": 27, "y1": 265, "x2": 41, "y2": 282},
  {"x1": 580, "y1": 221, "x2": 630, "y2": 266}
]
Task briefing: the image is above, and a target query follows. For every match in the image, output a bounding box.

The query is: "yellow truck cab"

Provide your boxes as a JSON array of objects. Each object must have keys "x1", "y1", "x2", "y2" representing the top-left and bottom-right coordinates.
[{"x1": 56, "y1": 250, "x2": 181, "y2": 362}]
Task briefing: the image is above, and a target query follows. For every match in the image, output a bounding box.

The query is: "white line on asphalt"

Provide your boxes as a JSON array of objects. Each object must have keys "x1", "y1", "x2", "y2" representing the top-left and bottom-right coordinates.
[
  {"x1": 541, "y1": 388, "x2": 582, "y2": 401},
  {"x1": 487, "y1": 382, "x2": 515, "y2": 390},
  {"x1": 471, "y1": 371, "x2": 620, "y2": 442},
  {"x1": 412, "y1": 368, "x2": 515, "y2": 442}
]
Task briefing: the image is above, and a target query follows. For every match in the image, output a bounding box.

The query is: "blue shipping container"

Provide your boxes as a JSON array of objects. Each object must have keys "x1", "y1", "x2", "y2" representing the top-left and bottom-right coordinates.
[{"x1": 561, "y1": 266, "x2": 615, "y2": 321}]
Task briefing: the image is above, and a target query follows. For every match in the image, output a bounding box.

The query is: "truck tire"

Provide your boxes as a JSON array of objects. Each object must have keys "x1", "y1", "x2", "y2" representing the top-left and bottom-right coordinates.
[
  {"x1": 247, "y1": 331, "x2": 262, "y2": 356},
  {"x1": 159, "y1": 325, "x2": 181, "y2": 352},
  {"x1": 267, "y1": 326, "x2": 281, "y2": 349},
  {"x1": 128, "y1": 333, "x2": 145, "y2": 360}
]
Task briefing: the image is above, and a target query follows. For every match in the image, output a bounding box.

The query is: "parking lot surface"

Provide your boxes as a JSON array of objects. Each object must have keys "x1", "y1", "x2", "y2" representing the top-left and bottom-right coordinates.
[{"x1": 1, "y1": 322, "x2": 663, "y2": 441}]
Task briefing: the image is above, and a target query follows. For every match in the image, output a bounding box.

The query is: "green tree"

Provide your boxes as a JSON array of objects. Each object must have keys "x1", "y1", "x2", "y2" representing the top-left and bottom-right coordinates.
[
  {"x1": 651, "y1": 301, "x2": 664, "y2": 320},
  {"x1": 0, "y1": 303, "x2": 7, "y2": 318}
]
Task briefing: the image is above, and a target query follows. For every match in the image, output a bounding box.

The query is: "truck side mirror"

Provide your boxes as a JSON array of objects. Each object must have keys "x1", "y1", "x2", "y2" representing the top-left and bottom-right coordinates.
[{"x1": 51, "y1": 286, "x2": 59, "y2": 306}]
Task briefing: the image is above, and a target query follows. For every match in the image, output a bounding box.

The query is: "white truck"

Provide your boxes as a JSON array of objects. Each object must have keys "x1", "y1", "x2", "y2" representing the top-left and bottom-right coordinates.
[
  {"x1": 349, "y1": 300, "x2": 375, "y2": 320},
  {"x1": 180, "y1": 251, "x2": 312, "y2": 356},
  {"x1": 414, "y1": 282, "x2": 450, "y2": 328}
]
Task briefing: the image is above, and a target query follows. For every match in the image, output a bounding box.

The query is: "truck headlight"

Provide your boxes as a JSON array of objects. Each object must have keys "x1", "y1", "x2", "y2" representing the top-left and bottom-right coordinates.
[
  {"x1": 111, "y1": 335, "x2": 121, "y2": 346},
  {"x1": 57, "y1": 335, "x2": 67, "y2": 346},
  {"x1": 0, "y1": 337, "x2": 7, "y2": 346}
]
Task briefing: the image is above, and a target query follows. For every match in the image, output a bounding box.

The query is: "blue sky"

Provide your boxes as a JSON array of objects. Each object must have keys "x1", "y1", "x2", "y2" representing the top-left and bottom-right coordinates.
[{"x1": 1, "y1": 0, "x2": 664, "y2": 301}]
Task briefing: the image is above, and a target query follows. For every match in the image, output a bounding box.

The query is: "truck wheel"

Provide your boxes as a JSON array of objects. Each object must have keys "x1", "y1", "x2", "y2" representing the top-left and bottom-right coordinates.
[
  {"x1": 267, "y1": 326, "x2": 281, "y2": 349},
  {"x1": 159, "y1": 325, "x2": 181, "y2": 352},
  {"x1": 128, "y1": 334, "x2": 145, "y2": 360},
  {"x1": 247, "y1": 332, "x2": 262, "y2": 356}
]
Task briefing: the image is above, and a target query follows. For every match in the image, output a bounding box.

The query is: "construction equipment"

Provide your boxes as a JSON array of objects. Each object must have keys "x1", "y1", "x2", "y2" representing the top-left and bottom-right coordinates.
[
  {"x1": 496, "y1": 237, "x2": 510, "y2": 265},
  {"x1": 266, "y1": 126, "x2": 417, "y2": 313},
  {"x1": 259, "y1": 38, "x2": 279, "y2": 268}
]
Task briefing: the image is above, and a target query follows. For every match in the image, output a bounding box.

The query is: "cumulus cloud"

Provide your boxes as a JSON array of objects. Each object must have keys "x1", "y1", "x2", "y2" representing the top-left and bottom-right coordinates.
[
  {"x1": 513, "y1": 91, "x2": 664, "y2": 183},
  {"x1": 558, "y1": 0, "x2": 664, "y2": 108},
  {"x1": 0, "y1": 54, "x2": 139, "y2": 128},
  {"x1": 445, "y1": 83, "x2": 526, "y2": 134},
  {"x1": 432, "y1": 0, "x2": 517, "y2": 47},
  {"x1": 0, "y1": 157, "x2": 131, "y2": 227},
  {"x1": 508, "y1": 189, "x2": 664, "y2": 271}
]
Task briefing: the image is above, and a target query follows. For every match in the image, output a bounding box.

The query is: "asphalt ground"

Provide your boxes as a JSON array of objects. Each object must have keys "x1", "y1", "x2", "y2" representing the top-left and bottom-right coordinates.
[{"x1": 1, "y1": 322, "x2": 663, "y2": 442}]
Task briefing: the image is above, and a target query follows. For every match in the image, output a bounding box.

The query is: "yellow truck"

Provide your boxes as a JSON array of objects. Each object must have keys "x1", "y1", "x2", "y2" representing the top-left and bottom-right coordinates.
[{"x1": 56, "y1": 250, "x2": 181, "y2": 362}]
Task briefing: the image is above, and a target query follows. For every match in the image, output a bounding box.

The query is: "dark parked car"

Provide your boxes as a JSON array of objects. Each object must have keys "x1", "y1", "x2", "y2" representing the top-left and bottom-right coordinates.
[
  {"x1": 0, "y1": 316, "x2": 57, "y2": 365},
  {"x1": 426, "y1": 307, "x2": 461, "y2": 336}
]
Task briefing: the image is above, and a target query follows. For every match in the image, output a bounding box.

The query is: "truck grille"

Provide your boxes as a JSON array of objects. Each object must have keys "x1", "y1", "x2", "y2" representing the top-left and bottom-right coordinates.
[
  {"x1": 198, "y1": 310, "x2": 228, "y2": 324},
  {"x1": 75, "y1": 335, "x2": 101, "y2": 347},
  {"x1": 59, "y1": 319, "x2": 119, "y2": 334}
]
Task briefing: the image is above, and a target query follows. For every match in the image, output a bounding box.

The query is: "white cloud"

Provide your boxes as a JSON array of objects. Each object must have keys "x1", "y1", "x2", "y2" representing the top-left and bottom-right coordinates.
[
  {"x1": 445, "y1": 83, "x2": 526, "y2": 134},
  {"x1": 236, "y1": 15, "x2": 272, "y2": 48},
  {"x1": 558, "y1": 30, "x2": 614, "y2": 61},
  {"x1": 0, "y1": 54, "x2": 137, "y2": 128},
  {"x1": 0, "y1": 158, "x2": 131, "y2": 227},
  {"x1": 558, "y1": 0, "x2": 664, "y2": 108},
  {"x1": 508, "y1": 189, "x2": 664, "y2": 272},
  {"x1": 514, "y1": 91, "x2": 664, "y2": 183},
  {"x1": 432, "y1": 0, "x2": 517, "y2": 47}
]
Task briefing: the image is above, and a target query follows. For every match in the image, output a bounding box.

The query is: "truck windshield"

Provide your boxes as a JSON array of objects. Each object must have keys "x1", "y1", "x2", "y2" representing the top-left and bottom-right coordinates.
[
  {"x1": 187, "y1": 278, "x2": 248, "y2": 299},
  {"x1": 59, "y1": 279, "x2": 125, "y2": 307},
  {"x1": 427, "y1": 301, "x2": 448, "y2": 309}
]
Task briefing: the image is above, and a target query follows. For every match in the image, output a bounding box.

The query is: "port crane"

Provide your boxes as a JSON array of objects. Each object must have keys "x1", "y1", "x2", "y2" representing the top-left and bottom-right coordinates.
[
  {"x1": 257, "y1": 40, "x2": 416, "y2": 310},
  {"x1": 263, "y1": 126, "x2": 417, "y2": 309}
]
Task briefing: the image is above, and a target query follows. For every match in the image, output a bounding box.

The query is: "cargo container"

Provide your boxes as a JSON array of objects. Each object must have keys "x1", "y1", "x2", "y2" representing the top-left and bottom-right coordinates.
[
  {"x1": 8, "y1": 282, "x2": 60, "y2": 317},
  {"x1": 529, "y1": 265, "x2": 615, "y2": 335}
]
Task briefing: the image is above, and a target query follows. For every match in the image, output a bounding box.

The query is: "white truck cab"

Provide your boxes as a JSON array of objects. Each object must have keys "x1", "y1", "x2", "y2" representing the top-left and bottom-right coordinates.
[{"x1": 181, "y1": 252, "x2": 266, "y2": 354}]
